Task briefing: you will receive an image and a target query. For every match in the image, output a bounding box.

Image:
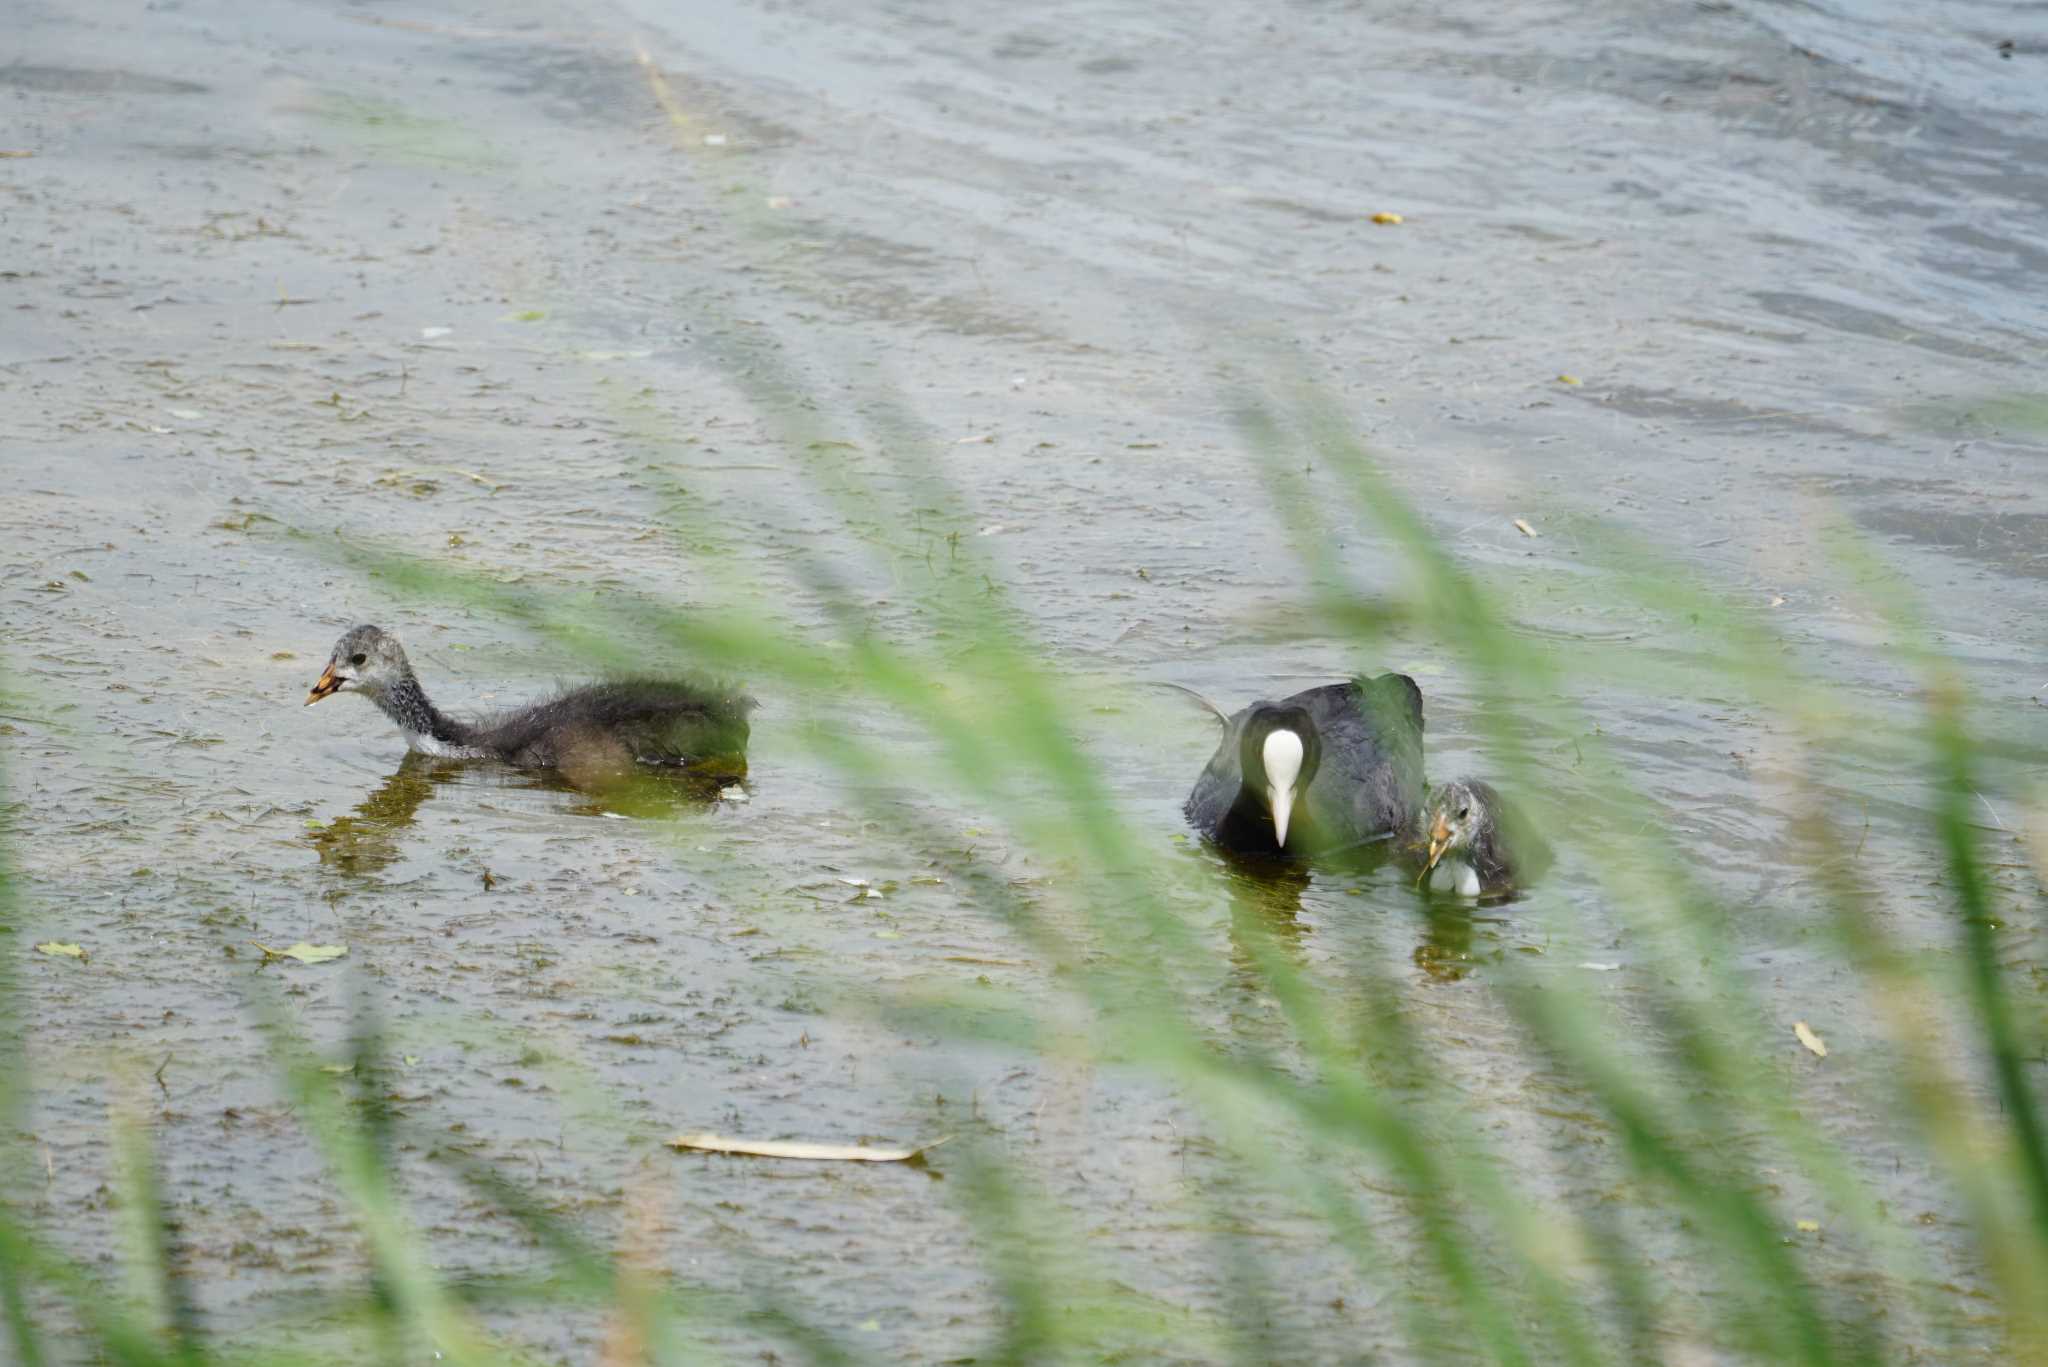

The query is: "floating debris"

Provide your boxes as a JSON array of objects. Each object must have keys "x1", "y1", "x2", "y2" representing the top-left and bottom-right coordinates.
[
  {"x1": 1794, "y1": 1020, "x2": 1827, "y2": 1058},
  {"x1": 666, "y1": 1132, "x2": 950, "y2": 1163},
  {"x1": 252, "y1": 942, "x2": 348, "y2": 965}
]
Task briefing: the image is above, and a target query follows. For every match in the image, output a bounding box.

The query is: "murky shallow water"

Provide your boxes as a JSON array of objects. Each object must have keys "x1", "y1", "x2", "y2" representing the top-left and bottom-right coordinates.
[{"x1": 5, "y1": 0, "x2": 2046, "y2": 1359}]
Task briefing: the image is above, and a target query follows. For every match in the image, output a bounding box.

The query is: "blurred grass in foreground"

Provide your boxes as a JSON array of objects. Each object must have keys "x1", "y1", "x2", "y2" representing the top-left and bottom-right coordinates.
[{"x1": 2, "y1": 360, "x2": 2045, "y2": 1365}]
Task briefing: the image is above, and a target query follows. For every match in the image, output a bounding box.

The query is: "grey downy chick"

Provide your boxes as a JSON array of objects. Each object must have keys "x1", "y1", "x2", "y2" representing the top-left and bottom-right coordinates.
[
  {"x1": 305, "y1": 624, "x2": 752, "y2": 784},
  {"x1": 1416, "y1": 778, "x2": 1549, "y2": 899}
]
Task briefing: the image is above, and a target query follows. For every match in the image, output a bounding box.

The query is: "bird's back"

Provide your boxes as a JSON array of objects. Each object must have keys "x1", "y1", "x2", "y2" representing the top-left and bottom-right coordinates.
[
  {"x1": 476, "y1": 679, "x2": 753, "y2": 773},
  {"x1": 1296, "y1": 674, "x2": 1424, "y2": 850},
  {"x1": 1184, "y1": 673, "x2": 1424, "y2": 853}
]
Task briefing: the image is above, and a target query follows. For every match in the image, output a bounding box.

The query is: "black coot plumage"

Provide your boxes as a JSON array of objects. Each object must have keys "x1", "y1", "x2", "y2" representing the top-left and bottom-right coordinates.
[
  {"x1": 305, "y1": 625, "x2": 752, "y2": 783},
  {"x1": 1416, "y1": 778, "x2": 1550, "y2": 900},
  {"x1": 1184, "y1": 673, "x2": 1424, "y2": 857}
]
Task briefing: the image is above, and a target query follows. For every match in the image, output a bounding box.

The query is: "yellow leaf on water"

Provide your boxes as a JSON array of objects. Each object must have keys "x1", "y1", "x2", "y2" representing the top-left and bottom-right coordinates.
[
  {"x1": 36, "y1": 942, "x2": 86, "y2": 960},
  {"x1": 1794, "y1": 1020, "x2": 1828, "y2": 1057},
  {"x1": 1513, "y1": 518, "x2": 1539, "y2": 538},
  {"x1": 1557, "y1": 373, "x2": 1582, "y2": 386},
  {"x1": 1370, "y1": 211, "x2": 1404, "y2": 225},
  {"x1": 253, "y1": 942, "x2": 348, "y2": 964},
  {"x1": 1796, "y1": 1219, "x2": 1820, "y2": 1233},
  {"x1": 667, "y1": 1132, "x2": 951, "y2": 1163}
]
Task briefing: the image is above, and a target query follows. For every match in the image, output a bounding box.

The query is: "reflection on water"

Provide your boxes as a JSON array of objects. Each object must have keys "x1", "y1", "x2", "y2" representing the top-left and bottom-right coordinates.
[
  {"x1": 1217, "y1": 847, "x2": 1312, "y2": 959},
  {"x1": 307, "y1": 751, "x2": 465, "y2": 877},
  {"x1": 1206, "y1": 841, "x2": 1519, "y2": 988},
  {"x1": 1413, "y1": 906, "x2": 1479, "y2": 982},
  {"x1": 1210, "y1": 850, "x2": 1311, "y2": 1042},
  {"x1": 307, "y1": 751, "x2": 742, "y2": 877},
  {"x1": 1413, "y1": 908, "x2": 1521, "y2": 983}
]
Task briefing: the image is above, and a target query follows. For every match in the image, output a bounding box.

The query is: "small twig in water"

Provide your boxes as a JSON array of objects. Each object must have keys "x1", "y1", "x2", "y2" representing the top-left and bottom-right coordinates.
[{"x1": 1976, "y1": 791, "x2": 2006, "y2": 831}]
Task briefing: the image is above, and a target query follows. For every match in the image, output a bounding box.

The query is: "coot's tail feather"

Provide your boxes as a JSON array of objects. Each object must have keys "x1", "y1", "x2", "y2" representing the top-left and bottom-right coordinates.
[{"x1": 1150, "y1": 681, "x2": 1230, "y2": 729}]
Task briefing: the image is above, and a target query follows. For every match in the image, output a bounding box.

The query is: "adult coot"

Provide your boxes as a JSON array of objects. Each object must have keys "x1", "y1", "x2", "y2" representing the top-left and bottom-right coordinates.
[
  {"x1": 1184, "y1": 673, "x2": 1424, "y2": 857},
  {"x1": 305, "y1": 625, "x2": 752, "y2": 783}
]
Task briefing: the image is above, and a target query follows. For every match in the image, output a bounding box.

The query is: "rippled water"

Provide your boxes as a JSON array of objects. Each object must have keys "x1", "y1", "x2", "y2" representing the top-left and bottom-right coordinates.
[{"x1": 4, "y1": 0, "x2": 2044, "y2": 1358}]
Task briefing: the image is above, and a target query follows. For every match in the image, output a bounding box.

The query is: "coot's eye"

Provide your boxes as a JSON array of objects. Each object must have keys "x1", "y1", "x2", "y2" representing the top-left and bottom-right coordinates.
[
  {"x1": 350, "y1": 653, "x2": 367, "y2": 666},
  {"x1": 1457, "y1": 805, "x2": 1470, "y2": 820}
]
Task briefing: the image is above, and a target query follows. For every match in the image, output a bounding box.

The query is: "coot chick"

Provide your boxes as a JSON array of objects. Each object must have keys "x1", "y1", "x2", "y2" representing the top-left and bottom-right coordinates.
[
  {"x1": 1416, "y1": 778, "x2": 1549, "y2": 899},
  {"x1": 1185, "y1": 673, "x2": 1424, "y2": 857},
  {"x1": 305, "y1": 625, "x2": 752, "y2": 783}
]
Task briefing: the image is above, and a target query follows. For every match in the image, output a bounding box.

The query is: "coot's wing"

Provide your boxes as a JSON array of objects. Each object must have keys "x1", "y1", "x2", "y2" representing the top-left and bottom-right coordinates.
[
  {"x1": 1184, "y1": 702, "x2": 1256, "y2": 839},
  {"x1": 1293, "y1": 673, "x2": 1425, "y2": 848}
]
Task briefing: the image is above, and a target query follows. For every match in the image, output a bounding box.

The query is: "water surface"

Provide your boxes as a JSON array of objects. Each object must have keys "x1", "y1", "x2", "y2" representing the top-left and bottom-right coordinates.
[{"x1": 4, "y1": 0, "x2": 2045, "y2": 1358}]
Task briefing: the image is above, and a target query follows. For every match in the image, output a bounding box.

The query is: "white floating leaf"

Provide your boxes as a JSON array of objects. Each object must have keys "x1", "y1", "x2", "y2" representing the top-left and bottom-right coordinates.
[
  {"x1": 253, "y1": 941, "x2": 347, "y2": 964},
  {"x1": 666, "y1": 1132, "x2": 950, "y2": 1163},
  {"x1": 1793, "y1": 1020, "x2": 1828, "y2": 1058}
]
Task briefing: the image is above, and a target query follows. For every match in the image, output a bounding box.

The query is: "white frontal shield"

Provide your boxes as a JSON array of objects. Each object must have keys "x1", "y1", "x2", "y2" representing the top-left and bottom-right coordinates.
[{"x1": 1262, "y1": 729, "x2": 1305, "y2": 848}]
